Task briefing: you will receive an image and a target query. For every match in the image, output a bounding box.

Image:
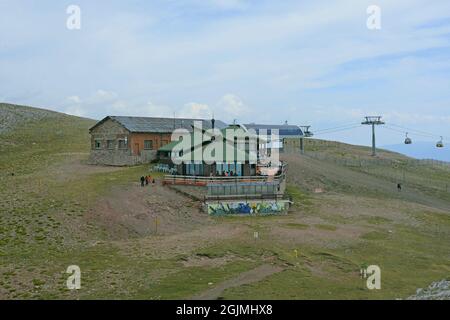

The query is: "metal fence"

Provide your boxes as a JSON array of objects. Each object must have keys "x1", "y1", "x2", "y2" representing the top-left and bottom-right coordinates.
[
  {"x1": 303, "y1": 152, "x2": 450, "y2": 193},
  {"x1": 304, "y1": 152, "x2": 450, "y2": 168}
]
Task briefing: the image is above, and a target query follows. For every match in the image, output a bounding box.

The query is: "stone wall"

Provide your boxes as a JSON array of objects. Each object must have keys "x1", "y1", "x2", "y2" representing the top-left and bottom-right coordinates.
[{"x1": 88, "y1": 118, "x2": 159, "y2": 166}]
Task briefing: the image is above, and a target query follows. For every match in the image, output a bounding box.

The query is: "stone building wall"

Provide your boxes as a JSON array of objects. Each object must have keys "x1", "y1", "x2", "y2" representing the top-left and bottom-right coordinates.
[{"x1": 88, "y1": 118, "x2": 159, "y2": 166}]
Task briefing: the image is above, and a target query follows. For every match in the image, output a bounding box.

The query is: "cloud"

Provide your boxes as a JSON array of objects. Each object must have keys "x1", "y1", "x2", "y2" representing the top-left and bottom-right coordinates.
[
  {"x1": 64, "y1": 104, "x2": 86, "y2": 117},
  {"x1": 89, "y1": 90, "x2": 118, "y2": 103},
  {"x1": 384, "y1": 111, "x2": 450, "y2": 125},
  {"x1": 61, "y1": 89, "x2": 253, "y2": 124},
  {"x1": 217, "y1": 94, "x2": 250, "y2": 120},
  {"x1": 143, "y1": 101, "x2": 175, "y2": 117},
  {"x1": 66, "y1": 95, "x2": 82, "y2": 104},
  {"x1": 205, "y1": 0, "x2": 248, "y2": 10},
  {"x1": 180, "y1": 102, "x2": 212, "y2": 118},
  {"x1": 1, "y1": 0, "x2": 450, "y2": 144},
  {"x1": 176, "y1": 94, "x2": 250, "y2": 122}
]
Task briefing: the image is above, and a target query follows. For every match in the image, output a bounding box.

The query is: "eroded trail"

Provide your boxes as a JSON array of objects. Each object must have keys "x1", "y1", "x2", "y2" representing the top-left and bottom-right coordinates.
[{"x1": 191, "y1": 264, "x2": 284, "y2": 300}]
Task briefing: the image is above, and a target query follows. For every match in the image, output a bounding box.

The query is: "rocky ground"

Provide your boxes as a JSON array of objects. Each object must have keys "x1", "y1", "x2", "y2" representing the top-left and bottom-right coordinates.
[
  {"x1": 407, "y1": 280, "x2": 450, "y2": 300},
  {"x1": 0, "y1": 103, "x2": 62, "y2": 134}
]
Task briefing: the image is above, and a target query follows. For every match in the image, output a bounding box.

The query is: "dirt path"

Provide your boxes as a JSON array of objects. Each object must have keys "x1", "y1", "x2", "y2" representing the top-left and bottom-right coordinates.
[{"x1": 190, "y1": 264, "x2": 284, "y2": 300}]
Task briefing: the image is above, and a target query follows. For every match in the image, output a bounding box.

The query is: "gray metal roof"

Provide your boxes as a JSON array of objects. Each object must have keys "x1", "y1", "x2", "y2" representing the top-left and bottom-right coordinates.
[
  {"x1": 243, "y1": 123, "x2": 304, "y2": 137},
  {"x1": 90, "y1": 116, "x2": 227, "y2": 133}
]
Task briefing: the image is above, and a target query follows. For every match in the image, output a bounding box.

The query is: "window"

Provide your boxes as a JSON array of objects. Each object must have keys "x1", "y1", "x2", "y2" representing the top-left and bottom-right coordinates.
[
  {"x1": 94, "y1": 140, "x2": 101, "y2": 149},
  {"x1": 107, "y1": 140, "x2": 114, "y2": 149},
  {"x1": 144, "y1": 140, "x2": 153, "y2": 150},
  {"x1": 161, "y1": 140, "x2": 168, "y2": 146},
  {"x1": 118, "y1": 140, "x2": 127, "y2": 149}
]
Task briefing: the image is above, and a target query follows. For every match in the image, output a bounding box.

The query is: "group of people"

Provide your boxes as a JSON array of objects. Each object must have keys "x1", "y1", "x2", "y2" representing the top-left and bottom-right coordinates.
[
  {"x1": 215, "y1": 170, "x2": 238, "y2": 177},
  {"x1": 140, "y1": 175, "x2": 155, "y2": 187}
]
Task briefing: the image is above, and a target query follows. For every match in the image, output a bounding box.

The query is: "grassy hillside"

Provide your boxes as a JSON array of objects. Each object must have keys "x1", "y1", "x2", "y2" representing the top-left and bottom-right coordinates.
[
  {"x1": 0, "y1": 103, "x2": 448, "y2": 300},
  {"x1": 290, "y1": 139, "x2": 450, "y2": 208},
  {"x1": 0, "y1": 103, "x2": 96, "y2": 175}
]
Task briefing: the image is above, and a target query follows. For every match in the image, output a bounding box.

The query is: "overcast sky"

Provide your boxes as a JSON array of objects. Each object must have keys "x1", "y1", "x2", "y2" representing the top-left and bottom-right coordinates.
[{"x1": 1, "y1": 0, "x2": 450, "y2": 146}]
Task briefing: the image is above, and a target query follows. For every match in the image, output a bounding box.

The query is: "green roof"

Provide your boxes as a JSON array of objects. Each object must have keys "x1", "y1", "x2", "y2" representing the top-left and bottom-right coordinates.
[
  {"x1": 157, "y1": 125, "x2": 258, "y2": 161},
  {"x1": 158, "y1": 140, "x2": 181, "y2": 152}
]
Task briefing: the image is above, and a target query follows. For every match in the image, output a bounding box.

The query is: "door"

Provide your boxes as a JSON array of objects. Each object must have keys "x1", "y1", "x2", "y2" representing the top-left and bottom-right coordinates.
[{"x1": 134, "y1": 143, "x2": 140, "y2": 156}]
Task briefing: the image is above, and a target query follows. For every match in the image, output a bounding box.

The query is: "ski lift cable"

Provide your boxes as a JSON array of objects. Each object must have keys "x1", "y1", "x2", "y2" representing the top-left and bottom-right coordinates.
[
  {"x1": 314, "y1": 122, "x2": 362, "y2": 133},
  {"x1": 313, "y1": 125, "x2": 363, "y2": 136},
  {"x1": 383, "y1": 126, "x2": 413, "y2": 135},
  {"x1": 383, "y1": 126, "x2": 448, "y2": 147},
  {"x1": 314, "y1": 122, "x2": 360, "y2": 132},
  {"x1": 384, "y1": 125, "x2": 447, "y2": 140},
  {"x1": 388, "y1": 123, "x2": 449, "y2": 140},
  {"x1": 388, "y1": 125, "x2": 435, "y2": 138},
  {"x1": 383, "y1": 125, "x2": 433, "y2": 138}
]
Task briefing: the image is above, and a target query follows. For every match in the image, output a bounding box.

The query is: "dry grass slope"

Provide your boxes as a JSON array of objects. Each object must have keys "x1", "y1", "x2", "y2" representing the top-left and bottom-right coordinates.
[{"x1": 0, "y1": 103, "x2": 449, "y2": 300}]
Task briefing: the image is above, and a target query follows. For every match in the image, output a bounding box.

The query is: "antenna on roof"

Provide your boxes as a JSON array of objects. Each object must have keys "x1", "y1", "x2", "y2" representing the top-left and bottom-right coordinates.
[{"x1": 173, "y1": 112, "x2": 176, "y2": 130}]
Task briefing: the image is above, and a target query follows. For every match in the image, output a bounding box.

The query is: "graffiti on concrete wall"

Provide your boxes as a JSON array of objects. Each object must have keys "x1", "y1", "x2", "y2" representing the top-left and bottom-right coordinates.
[{"x1": 207, "y1": 201, "x2": 287, "y2": 215}]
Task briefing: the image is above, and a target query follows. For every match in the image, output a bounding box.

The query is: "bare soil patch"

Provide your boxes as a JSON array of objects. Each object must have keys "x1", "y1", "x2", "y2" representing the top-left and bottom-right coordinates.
[
  {"x1": 191, "y1": 264, "x2": 284, "y2": 300},
  {"x1": 48, "y1": 153, "x2": 122, "y2": 182},
  {"x1": 87, "y1": 182, "x2": 211, "y2": 239}
]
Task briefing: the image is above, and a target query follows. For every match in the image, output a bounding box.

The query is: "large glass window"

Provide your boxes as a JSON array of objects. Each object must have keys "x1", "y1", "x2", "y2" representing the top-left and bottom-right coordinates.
[
  {"x1": 194, "y1": 163, "x2": 203, "y2": 175},
  {"x1": 188, "y1": 163, "x2": 195, "y2": 175},
  {"x1": 216, "y1": 163, "x2": 222, "y2": 175}
]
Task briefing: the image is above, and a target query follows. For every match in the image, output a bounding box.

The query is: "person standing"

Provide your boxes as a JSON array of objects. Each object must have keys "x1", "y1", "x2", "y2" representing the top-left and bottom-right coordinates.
[{"x1": 140, "y1": 176, "x2": 145, "y2": 187}]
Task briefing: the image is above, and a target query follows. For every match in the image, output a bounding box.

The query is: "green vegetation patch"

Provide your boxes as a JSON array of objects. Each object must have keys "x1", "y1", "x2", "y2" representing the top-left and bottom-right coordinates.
[
  {"x1": 283, "y1": 223, "x2": 309, "y2": 230},
  {"x1": 365, "y1": 216, "x2": 392, "y2": 225},
  {"x1": 360, "y1": 231, "x2": 390, "y2": 240},
  {"x1": 314, "y1": 224, "x2": 337, "y2": 231}
]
